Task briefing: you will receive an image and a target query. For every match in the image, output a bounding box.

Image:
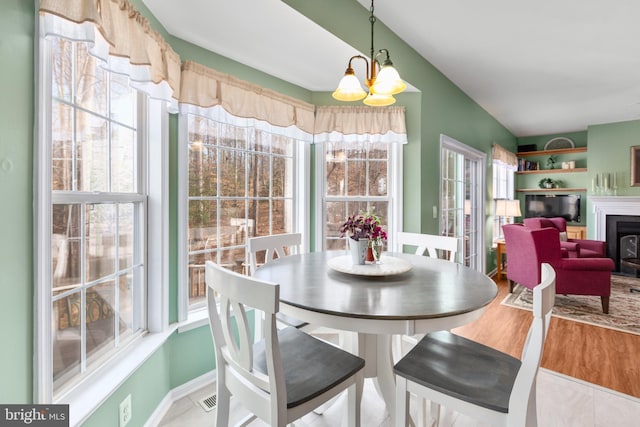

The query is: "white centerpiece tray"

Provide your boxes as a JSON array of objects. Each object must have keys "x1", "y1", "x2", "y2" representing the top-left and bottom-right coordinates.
[{"x1": 327, "y1": 255, "x2": 412, "y2": 277}]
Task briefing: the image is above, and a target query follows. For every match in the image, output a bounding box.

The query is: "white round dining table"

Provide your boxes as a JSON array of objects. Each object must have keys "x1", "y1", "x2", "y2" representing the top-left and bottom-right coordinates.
[{"x1": 252, "y1": 251, "x2": 498, "y2": 419}]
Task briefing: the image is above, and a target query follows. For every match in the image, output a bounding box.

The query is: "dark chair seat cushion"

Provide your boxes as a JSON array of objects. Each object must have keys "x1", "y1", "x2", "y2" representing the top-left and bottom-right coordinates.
[
  {"x1": 276, "y1": 312, "x2": 309, "y2": 329},
  {"x1": 393, "y1": 330, "x2": 521, "y2": 413},
  {"x1": 254, "y1": 327, "x2": 364, "y2": 408}
]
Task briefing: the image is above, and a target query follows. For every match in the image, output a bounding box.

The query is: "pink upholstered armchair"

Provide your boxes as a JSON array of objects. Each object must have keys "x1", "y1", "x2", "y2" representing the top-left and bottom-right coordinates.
[
  {"x1": 523, "y1": 217, "x2": 606, "y2": 258},
  {"x1": 502, "y1": 224, "x2": 614, "y2": 313}
]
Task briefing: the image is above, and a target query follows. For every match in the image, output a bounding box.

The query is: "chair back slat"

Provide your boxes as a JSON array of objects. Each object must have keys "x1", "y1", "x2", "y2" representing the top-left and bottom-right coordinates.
[
  {"x1": 397, "y1": 231, "x2": 458, "y2": 262},
  {"x1": 248, "y1": 233, "x2": 302, "y2": 275}
]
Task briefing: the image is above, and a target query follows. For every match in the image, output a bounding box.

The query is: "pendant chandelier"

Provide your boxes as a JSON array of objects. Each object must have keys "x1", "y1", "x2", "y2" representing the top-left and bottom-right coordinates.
[{"x1": 332, "y1": 0, "x2": 406, "y2": 106}]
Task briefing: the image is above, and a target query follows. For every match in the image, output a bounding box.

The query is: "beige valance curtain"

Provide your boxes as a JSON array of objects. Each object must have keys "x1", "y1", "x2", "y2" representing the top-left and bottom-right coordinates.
[
  {"x1": 492, "y1": 143, "x2": 518, "y2": 168},
  {"x1": 180, "y1": 61, "x2": 315, "y2": 138},
  {"x1": 314, "y1": 106, "x2": 408, "y2": 144},
  {"x1": 39, "y1": 0, "x2": 181, "y2": 112}
]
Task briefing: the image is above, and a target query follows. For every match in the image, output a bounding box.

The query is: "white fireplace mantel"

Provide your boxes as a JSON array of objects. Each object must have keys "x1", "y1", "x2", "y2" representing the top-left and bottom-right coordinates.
[{"x1": 591, "y1": 196, "x2": 640, "y2": 240}]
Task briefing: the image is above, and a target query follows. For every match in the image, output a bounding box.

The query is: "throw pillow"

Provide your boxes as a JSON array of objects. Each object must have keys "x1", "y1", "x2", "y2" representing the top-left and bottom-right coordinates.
[{"x1": 559, "y1": 231, "x2": 568, "y2": 242}]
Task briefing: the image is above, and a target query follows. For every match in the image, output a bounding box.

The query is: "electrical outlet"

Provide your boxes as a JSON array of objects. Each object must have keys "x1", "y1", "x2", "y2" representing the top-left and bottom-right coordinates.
[{"x1": 119, "y1": 394, "x2": 132, "y2": 427}]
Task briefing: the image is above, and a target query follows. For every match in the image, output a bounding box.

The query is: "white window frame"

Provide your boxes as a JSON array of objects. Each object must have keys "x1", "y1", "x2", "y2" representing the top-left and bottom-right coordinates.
[
  {"x1": 492, "y1": 159, "x2": 516, "y2": 241},
  {"x1": 315, "y1": 141, "x2": 403, "y2": 252},
  {"x1": 35, "y1": 35, "x2": 168, "y2": 424},
  {"x1": 177, "y1": 113, "x2": 310, "y2": 323}
]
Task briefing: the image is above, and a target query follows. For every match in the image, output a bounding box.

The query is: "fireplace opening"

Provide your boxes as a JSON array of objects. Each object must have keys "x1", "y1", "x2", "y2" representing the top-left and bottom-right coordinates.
[{"x1": 605, "y1": 215, "x2": 640, "y2": 276}]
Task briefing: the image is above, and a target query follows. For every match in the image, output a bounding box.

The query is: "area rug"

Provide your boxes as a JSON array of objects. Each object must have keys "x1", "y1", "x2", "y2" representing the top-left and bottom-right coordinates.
[{"x1": 501, "y1": 275, "x2": 640, "y2": 335}]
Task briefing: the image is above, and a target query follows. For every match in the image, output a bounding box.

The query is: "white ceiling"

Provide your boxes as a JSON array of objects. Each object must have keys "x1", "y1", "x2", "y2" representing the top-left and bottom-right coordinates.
[{"x1": 144, "y1": 0, "x2": 640, "y2": 137}]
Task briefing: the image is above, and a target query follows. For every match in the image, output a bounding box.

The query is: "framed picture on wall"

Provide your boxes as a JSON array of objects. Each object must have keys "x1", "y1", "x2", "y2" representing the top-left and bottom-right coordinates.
[{"x1": 632, "y1": 146, "x2": 640, "y2": 187}]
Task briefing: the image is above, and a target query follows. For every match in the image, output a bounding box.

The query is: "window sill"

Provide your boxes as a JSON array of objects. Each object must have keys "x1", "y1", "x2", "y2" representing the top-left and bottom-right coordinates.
[
  {"x1": 177, "y1": 307, "x2": 210, "y2": 333},
  {"x1": 59, "y1": 326, "x2": 177, "y2": 427}
]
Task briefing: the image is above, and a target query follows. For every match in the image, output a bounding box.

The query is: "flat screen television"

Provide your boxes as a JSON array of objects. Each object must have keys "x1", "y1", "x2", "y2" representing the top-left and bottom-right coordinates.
[{"x1": 524, "y1": 194, "x2": 581, "y2": 222}]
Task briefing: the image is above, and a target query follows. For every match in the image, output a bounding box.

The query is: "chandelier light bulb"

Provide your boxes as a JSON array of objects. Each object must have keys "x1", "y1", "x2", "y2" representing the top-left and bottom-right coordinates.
[
  {"x1": 363, "y1": 91, "x2": 395, "y2": 107},
  {"x1": 371, "y1": 62, "x2": 407, "y2": 95},
  {"x1": 332, "y1": 68, "x2": 367, "y2": 101}
]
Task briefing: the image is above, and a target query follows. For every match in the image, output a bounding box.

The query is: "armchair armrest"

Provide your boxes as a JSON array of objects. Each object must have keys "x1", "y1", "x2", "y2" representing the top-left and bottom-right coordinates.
[
  {"x1": 569, "y1": 238, "x2": 606, "y2": 256},
  {"x1": 560, "y1": 241, "x2": 581, "y2": 256},
  {"x1": 559, "y1": 257, "x2": 615, "y2": 271}
]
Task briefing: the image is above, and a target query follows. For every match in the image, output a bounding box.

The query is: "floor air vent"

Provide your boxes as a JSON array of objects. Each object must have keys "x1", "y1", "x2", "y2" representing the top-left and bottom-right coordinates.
[{"x1": 198, "y1": 394, "x2": 217, "y2": 412}]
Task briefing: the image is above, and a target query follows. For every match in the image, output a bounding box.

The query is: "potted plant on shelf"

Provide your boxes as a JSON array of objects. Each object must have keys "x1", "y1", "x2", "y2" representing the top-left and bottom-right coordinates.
[
  {"x1": 546, "y1": 155, "x2": 558, "y2": 169},
  {"x1": 340, "y1": 208, "x2": 388, "y2": 265},
  {"x1": 538, "y1": 177, "x2": 555, "y2": 189}
]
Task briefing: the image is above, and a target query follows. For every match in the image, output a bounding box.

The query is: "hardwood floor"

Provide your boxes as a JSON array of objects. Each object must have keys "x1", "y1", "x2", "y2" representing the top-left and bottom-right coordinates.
[{"x1": 453, "y1": 275, "x2": 640, "y2": 398}]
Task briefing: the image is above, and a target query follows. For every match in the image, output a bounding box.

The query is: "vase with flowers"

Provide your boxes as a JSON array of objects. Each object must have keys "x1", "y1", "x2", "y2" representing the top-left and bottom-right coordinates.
[{"x1": 340, "y1": 208, "x2": 388, "y2": 265}]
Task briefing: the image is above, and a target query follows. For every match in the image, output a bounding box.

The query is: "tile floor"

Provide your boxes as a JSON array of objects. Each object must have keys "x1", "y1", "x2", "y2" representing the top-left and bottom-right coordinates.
[{"x1": 157, "y1": 368, "x2": 640, "y2": 426}]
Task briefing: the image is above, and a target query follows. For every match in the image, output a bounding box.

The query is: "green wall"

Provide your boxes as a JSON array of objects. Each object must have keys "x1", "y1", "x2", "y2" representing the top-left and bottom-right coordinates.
[{"x1": 0, "y1": 0, "x2": 34, "y2": 404}]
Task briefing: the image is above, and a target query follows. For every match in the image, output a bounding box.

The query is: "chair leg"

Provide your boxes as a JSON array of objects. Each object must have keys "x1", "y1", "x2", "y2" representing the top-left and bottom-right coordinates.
[
  {"x1": 509, "y1": 279, "x2": 515, "y2": 293},
  {"x1": 428, "y1": 401, "x2": 440, "y2": 427},
  {"x1": 601, "y1": 296, "x2": 610, "y2": 314},
  {"x1": 347, "y1": 371, "x2": 364, "y2": 427},
  {"x1": 215, "y1": 384, "x2": 231, "y2": 427},
  {"x1": 395, "y1": 377, "x2": 409, "y2": 427}
]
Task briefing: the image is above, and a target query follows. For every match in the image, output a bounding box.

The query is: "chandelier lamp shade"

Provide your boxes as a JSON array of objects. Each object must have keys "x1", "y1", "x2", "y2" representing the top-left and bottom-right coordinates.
[{"x1": 332, "y1": 0, "x2": 407, "y2": 106}]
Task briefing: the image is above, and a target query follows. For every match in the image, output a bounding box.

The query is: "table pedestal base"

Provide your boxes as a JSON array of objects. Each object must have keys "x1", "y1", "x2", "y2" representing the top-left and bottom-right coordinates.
[{"x1": 343, "y1": 333, "x2": 396, "y2": 422}]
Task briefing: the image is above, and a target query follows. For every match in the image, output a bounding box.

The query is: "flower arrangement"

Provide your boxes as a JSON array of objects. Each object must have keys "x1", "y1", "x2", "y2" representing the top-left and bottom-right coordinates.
[{"x1": 340, "y1": 208, "x2": 388, "y2": 242}]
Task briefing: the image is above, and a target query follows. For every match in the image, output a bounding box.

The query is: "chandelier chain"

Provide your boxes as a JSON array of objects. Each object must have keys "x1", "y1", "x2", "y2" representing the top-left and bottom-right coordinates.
[{"x1": 369, "y1": 1, "x2": 376, "y2": 60}]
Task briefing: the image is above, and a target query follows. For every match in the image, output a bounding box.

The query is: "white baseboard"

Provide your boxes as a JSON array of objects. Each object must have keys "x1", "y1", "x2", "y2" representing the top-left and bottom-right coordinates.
[{"x1": 144, "y1": 369, "x2": 216, "y2": 427}]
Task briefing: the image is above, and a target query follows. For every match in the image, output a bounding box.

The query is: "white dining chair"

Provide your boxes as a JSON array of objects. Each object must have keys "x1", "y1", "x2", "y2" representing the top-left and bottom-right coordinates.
[
  {"x1": 248, "y1": 233, "x2": 313, "y2": 333},
  {"x1": 396, "y1": 231, "x2": 458, "y2": 262},
  {"x1": 395, "y1": 231, "x2": 459, "y2": 356},
  {"x1": 205, "y1": 261, "x2": 365, "y2": 427},
  {"x1": 395, "y1": 231, "x2": 459, "y2": 425},
  {"x1": 394, "y1": 263, "x2": 556, "y2": 427}
]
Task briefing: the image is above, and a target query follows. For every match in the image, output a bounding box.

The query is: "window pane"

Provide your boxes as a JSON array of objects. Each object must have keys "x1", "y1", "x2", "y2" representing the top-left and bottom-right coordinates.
[
  {"x1": 52, "y1": 38, "x2": 73, "y2": 102},
  {"x1": 272, "y1": 156, "x2": 292, "y2": 198},
  {"x1": 85, "y1": 282, "x2": 116, "y2": 369},
  {"x1": 326, "y1": 155, "x2": 346, "y2": 196},
  {"x1": 219, "y1": 248, "x2": 246, "y2": 274},
  {"x1": 220, "y1": 200, "x2": 248, "y2": 246},
  {"x1": 86, "y1": 204, "x2": 117, "y2": 282},
  {"x1": 111, "y1": 124, "x2": 136, "y2": 193},
  {"x1": 118, "y1": 273, "x2": 134, "y2": 337},
  {"x1": 189, "y1": 200, "x2": 218, "y2": 250},
  {"x1": 52, "y1": 204, "x2": 82, "y2": 291},
  {"x1": 118, "y1": 203, "x2": 134, "y2": 270},
  {"x1": 272, "y1": 199, "x2": 292, "y2": 235},
  {"x1": 51, "y1": 102, "x2": 74, "y2": 191},
  {"x1": 52, "y1": 292, "x2": 81, "y2": 383},
  {"x1": 346, "y1": 158, "x2": 367, "y2": 196},
  {"x1": 220, "y1": 124, "x2": 246, "y2": 149},
  {"x1": 219, "y1": 149, "x2": 246, "y2": 197},
  {"x1": 110, "y1": 73, "x2": 136, "y2": 127},
  {"x1": 369, "y1": 160, "x2": 388, "y2": 196},
  {"x1": 271, "y1": 134, "x2": 293, "y2": 156},
  {"x1": 189, "y1": 144, "x2": 218, "y2": 197},
  {"x1": 248, "y1": 153, "x2": 270, "y2": 197},
  {"x1": 77, "y1": 111, "x2": 108, "y2": 192},
  {"x1": 253, "y1": 200, "x2": 271, "y2": 237},
  {"x1": 75, "y1": 44, "x2": 107, "y2": 116}
]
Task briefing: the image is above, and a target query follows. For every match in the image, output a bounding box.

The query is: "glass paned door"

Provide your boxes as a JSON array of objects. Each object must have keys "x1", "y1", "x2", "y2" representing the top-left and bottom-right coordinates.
[{"x1": 440, "y1": 135, "x2": 486, "y2": 271}]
